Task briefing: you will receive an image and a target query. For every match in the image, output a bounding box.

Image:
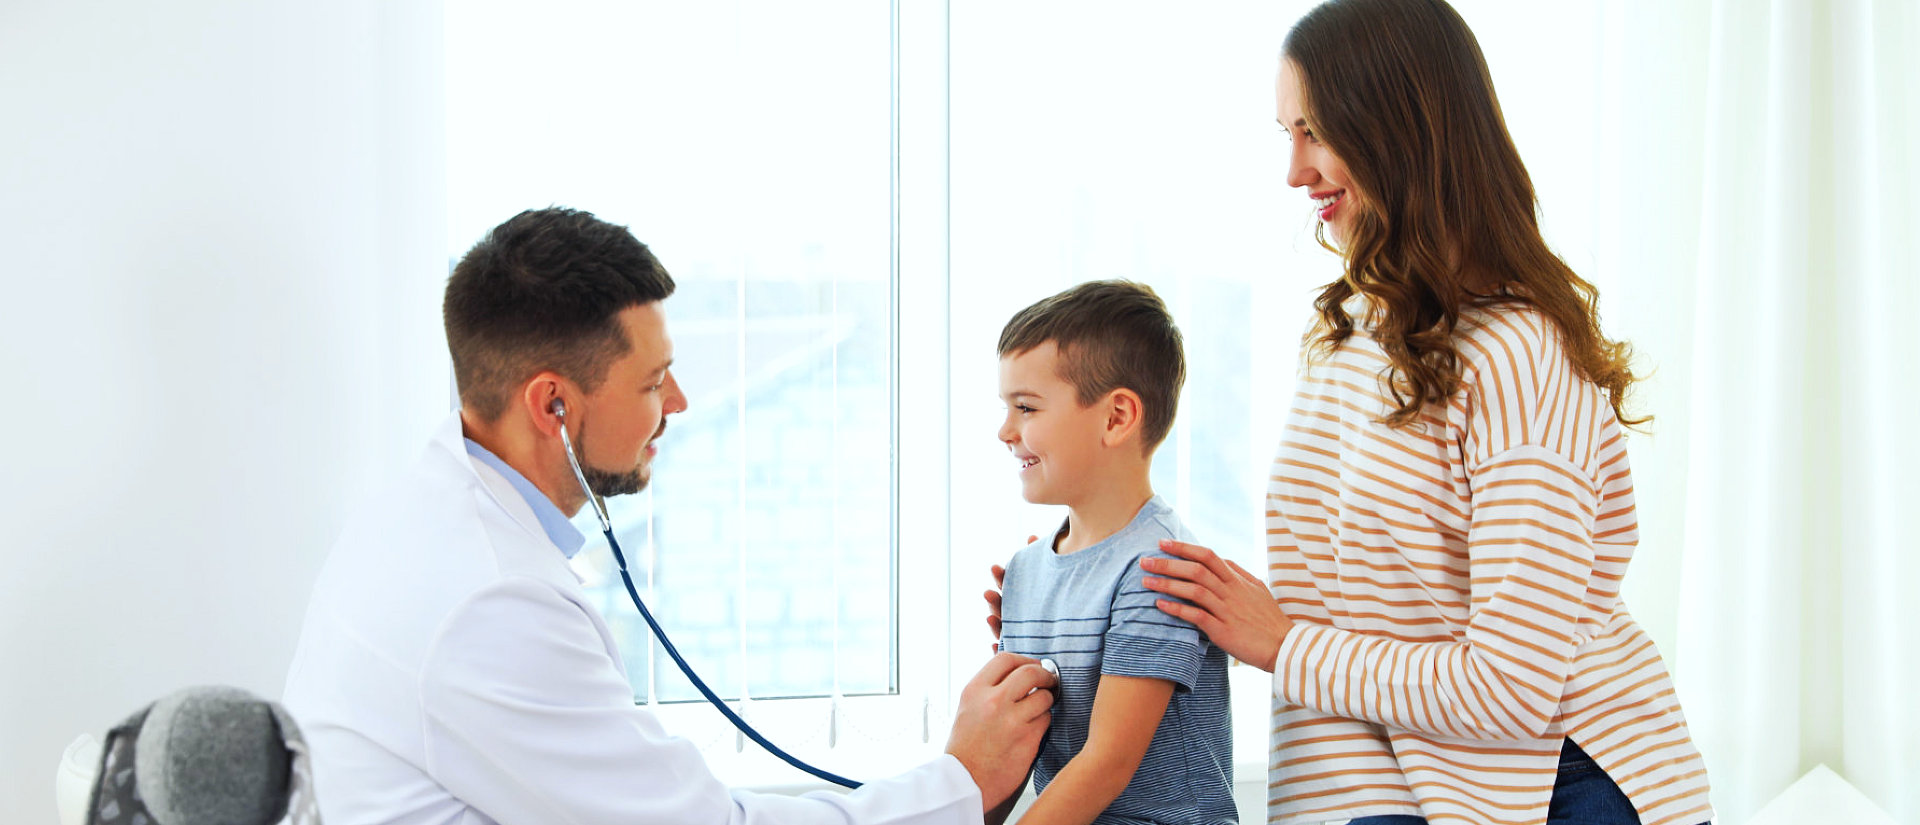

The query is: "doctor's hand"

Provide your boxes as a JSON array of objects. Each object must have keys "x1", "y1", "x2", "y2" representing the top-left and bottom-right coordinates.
[
  {"x1": 1140, "y1": 539, "x2": 1293, "y2": 673},
  {"x1": 946, "y1": 652, "x2": 1056, "y2": 815}
]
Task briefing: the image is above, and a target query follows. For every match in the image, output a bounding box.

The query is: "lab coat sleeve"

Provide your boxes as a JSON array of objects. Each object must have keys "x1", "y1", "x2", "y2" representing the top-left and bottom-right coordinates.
[{"x1": 420, "y1": 575, "x2": 984, "y2": 825}]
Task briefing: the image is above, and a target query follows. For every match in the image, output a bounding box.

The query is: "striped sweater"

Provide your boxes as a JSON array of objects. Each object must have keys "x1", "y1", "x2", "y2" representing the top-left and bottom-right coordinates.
[{"x1": 1263, "y1": 305, "x2": 1712, "y2": 825}]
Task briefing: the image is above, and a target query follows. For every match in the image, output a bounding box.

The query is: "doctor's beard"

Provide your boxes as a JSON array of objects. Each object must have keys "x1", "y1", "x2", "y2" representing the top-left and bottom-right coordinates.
[
  {"x1": 584, "y1": 463, "x2": 648, "y2": 497},
  {"x1": 579, "y1": 420, "x2": 663, "y2": 498}
]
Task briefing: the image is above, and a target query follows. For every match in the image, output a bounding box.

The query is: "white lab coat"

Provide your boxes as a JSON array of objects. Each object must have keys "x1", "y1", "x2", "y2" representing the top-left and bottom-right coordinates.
[{"x1": 283, "y1": 413, "x2": 982, "y2": 825}]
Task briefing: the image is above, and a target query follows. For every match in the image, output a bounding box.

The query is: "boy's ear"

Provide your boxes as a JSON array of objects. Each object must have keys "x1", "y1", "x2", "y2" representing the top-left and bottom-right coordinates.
[{"x1": 1101, "y1": 388, "x2": 1144, "y2": 448}]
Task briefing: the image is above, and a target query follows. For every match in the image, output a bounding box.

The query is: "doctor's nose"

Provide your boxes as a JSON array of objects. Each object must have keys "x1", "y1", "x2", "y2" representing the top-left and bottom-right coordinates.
[{"x1": 663, "y1": 371, "x2": 689, "y2": 415}]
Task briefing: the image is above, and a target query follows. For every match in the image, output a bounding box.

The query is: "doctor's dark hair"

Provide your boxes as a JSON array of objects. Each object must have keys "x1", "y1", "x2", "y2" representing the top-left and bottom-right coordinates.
[
  {"x1": 997, "y1": 280, "x2": 1186, "y2": 453},
  {"x1": 443, "y1": 207, "x2": 676, "y2": 422},
  {"x1": 1286, "y1": 0, "x2": 1645, "y2": 428}
]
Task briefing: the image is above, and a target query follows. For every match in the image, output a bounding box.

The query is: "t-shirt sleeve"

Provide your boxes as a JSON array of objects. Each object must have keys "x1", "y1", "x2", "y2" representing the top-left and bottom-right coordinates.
[{"x1": 1101, "y1": 548, "x2": 1207, "y2": 692}]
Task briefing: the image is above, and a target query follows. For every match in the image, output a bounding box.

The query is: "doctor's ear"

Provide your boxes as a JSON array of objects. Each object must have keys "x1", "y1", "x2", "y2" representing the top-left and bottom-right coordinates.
[{"x1": 520, "y1": 373, "x2": 573, "y2": 437}]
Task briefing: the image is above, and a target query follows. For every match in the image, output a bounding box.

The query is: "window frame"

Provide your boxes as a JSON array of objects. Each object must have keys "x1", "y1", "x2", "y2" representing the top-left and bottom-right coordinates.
[{"x1": 619, "y1": 0, "x2": 959, "y2": 786}]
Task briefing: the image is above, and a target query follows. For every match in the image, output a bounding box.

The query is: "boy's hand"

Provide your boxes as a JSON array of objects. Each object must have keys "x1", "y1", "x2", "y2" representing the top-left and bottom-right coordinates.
[{"x1": 983, "y1": 536, "x2": 1038, "y2": 644}]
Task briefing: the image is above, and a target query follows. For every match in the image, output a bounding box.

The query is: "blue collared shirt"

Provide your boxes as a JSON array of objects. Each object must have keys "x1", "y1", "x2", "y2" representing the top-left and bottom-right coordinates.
[{"x1": 464, "y1": 439, "x2": 587, "y2": 558}]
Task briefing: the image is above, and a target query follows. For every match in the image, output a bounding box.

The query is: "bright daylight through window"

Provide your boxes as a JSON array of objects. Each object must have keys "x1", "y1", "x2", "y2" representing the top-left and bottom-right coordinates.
[
  {"x1": 450, "y1": 0, "x2": 1372, "y2": 784},
  {"x1": 447, "y1": 1, "x2": 899, "y2": 716}
]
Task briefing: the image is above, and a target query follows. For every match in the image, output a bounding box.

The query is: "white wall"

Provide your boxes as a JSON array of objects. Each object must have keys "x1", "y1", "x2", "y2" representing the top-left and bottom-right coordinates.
[{"x1": 0, "y1": 1, "x2": 446, "y2": 820}]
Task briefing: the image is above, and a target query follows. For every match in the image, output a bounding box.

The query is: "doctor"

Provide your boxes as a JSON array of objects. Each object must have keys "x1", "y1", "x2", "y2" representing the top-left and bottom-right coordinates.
[{"x1": 284, "y1": 207, "x2": 1057, "y2": 824}]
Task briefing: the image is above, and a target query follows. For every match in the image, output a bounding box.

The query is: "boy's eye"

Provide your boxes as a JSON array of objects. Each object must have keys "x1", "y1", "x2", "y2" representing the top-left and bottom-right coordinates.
[{"x1": 1014, "y1": 404, "x2": 1035, "y2": 414}]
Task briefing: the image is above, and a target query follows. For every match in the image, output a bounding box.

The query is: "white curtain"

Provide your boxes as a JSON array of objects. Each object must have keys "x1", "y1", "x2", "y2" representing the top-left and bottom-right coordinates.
[
  {"x1": 1831, "y1": 0, "x2": 1920, "y2": 821},
  {"x1": 1585, "y1": 0, "x2": 1920, "y2": 822}
]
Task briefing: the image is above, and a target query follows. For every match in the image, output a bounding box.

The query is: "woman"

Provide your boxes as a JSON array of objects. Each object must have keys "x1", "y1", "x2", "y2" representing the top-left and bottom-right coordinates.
[{"x1": 1137, "y1": 1, "x2": 1713, "y2": 824}]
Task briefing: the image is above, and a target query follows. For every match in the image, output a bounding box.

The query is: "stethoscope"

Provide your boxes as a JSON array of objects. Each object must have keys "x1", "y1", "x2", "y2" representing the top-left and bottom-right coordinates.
[{"x1": 552, "y1": 398, "x2": 863, "y2": 789}]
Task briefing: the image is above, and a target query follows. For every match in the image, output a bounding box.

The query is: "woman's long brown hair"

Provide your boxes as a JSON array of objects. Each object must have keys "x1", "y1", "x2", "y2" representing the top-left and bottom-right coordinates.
[{"x1": 1285, "y1": 0, "x2": 1646, "y2": 429}]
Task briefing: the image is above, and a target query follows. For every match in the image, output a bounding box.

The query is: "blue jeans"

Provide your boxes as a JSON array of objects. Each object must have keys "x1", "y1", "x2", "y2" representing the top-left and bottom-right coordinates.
[{"x1": 1344, "y1": 739, "x2": 1703, "y2": 825}]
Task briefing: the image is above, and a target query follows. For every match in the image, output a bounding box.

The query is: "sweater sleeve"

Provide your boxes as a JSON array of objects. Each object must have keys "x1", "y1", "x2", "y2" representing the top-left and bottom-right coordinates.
[
  {"x1": 1272, "y1": 310, "x2": 1611, "y2": 740},
  {"x1": 1273, "y1": 444, "x2": 1597, "y2": 739}
]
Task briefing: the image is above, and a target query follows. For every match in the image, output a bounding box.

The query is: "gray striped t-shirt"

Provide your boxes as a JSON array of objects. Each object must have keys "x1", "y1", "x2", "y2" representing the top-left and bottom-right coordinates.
[{"x1": 1000, "y1": 496, "x2": 1235, "y2": 824}]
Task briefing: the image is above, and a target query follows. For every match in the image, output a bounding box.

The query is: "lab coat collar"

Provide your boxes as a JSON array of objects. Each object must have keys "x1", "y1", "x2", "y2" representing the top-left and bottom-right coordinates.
[
  {"x1": 464, "y1": 439, "x2": 587, "y2": 559},
  {"x1": 428, "y1": 411, "x2": 587, "y2": 560}
]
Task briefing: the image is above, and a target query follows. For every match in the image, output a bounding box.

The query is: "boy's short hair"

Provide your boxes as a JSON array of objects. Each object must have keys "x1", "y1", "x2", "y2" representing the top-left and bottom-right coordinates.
[{"x1": 997, "y1": 280, "x2": 1186, "y2": 452}]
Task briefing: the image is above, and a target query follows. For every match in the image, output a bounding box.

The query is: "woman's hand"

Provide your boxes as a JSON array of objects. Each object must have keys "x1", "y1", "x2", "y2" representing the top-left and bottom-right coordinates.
[
  {"x1": 984, "y1": 564, "x2": 1006, "y2": 643},
  {"x1": 1140, "y1": 539, "x2": 1292, "y2": 672},
  {"x1": 983, "y1": 536, "x2": 1036, "y2": 647}
]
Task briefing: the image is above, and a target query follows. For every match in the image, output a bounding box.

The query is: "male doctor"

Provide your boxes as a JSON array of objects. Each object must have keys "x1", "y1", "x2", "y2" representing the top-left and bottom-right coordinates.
[{"x1": 284, "y1": 207, "x2": 1056, "y2": 824}]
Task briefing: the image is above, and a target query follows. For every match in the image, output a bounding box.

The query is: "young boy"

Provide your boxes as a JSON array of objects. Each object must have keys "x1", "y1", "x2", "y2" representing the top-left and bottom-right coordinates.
[{"x1": 991, "y1": 280, "x2": 1234, "y2": 825}]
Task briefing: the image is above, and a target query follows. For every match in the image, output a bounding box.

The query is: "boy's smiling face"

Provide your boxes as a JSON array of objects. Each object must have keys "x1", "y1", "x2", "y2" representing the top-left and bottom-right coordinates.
[{"x1": 998, "y1": 341, "x2": 1110, "y2": 506}]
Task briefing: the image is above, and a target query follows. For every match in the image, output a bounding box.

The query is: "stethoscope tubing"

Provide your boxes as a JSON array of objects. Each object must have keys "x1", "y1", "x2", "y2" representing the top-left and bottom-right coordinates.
[
  {"x1": 600, "y1": 527, "x2": 863, "y2": 789},
  {"x1": 556, "y1": 407, "x2": 861, "y2": 788}
]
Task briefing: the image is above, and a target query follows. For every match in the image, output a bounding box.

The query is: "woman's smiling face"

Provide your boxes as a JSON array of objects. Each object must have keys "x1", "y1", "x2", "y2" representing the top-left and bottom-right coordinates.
[{"x1": 1277, "y1": 59, "x2": 1361, "y2": 243}]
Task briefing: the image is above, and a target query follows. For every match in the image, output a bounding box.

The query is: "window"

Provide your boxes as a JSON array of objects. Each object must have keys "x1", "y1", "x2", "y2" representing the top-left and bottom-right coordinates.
[
  {"x1": 940, "y1": 0, "x2": 1342, "y2": 775},
  {"x1": 448, "y1": 0, "x2": 947, "y2": 783},
  {"x1": 451, "y1": 0, "x2": 1368, "y2": 787}
]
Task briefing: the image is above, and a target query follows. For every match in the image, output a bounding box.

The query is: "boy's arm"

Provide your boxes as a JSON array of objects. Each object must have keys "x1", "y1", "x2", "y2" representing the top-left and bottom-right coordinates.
[{"x1": 1014, "y1": 674, "x2": 1175, "y2": 825}]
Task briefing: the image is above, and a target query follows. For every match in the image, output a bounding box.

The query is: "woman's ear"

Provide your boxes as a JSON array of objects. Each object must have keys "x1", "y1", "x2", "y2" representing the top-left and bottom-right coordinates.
[{"x1": 1102, "y1": 388, "x2": 1145, "y2": 449}]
